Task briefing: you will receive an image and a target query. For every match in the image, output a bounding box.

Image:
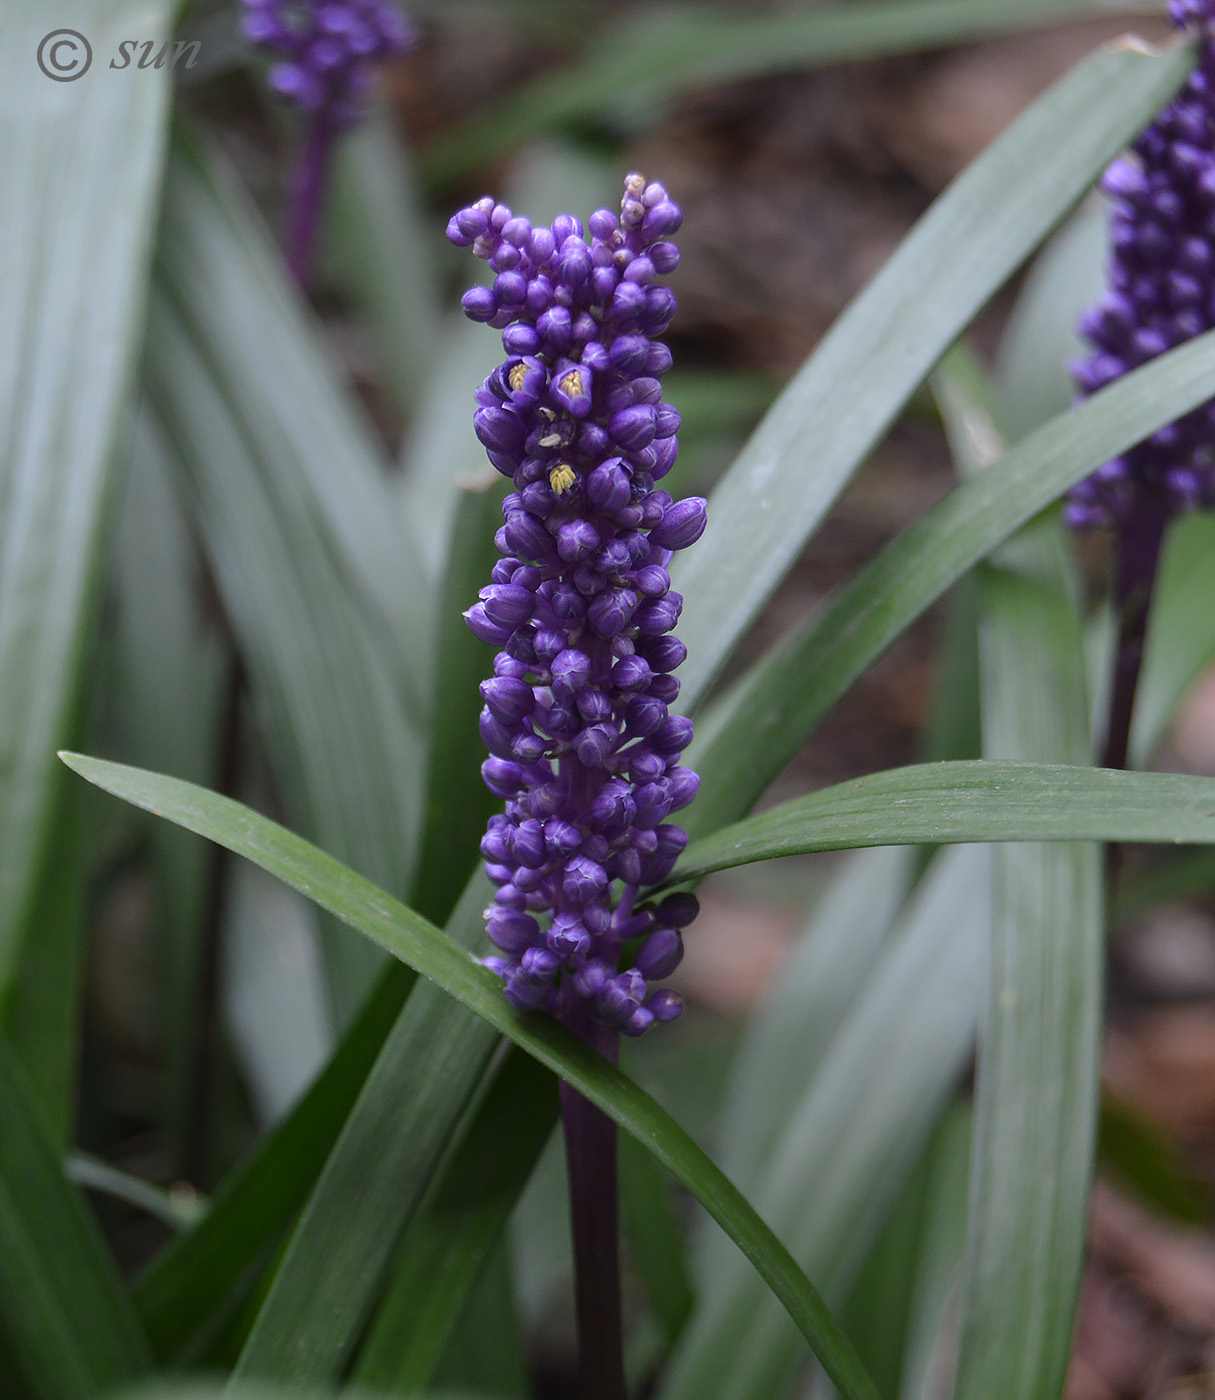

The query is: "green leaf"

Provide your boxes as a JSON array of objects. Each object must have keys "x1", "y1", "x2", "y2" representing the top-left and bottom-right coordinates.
[
  {"x1": 0, "y1": 0, "x2": 173, "y2": 1002},
  {"x1": 1097, "y1": 1092, "x2": 1207, "y2": 1225},
  {"x1": 1131, "y1": 511, "x2": 1215, "y2": 764},
  {"x1": 675, "y1": 760, "x2": 1215, "y2": 882},
  {"x1": 353, "y1": 1049, "x2": 558, "y2": 1392},
  {"x1": 145, "y1": 134, "x2": 426, "y2": 1019},
  {"x1": 422, "y1": 0, "x2": 1168, "y2": 187},
  {"x1": 715, "y1": 846, "x2": 914, "y2": 1193},
  {"x1": 231, "y1": 879, "x2": 502, "y2": 1385},
  {"x1": 670, "y1": 35, "x2": 1195, "y2": 709},
  {"x1": 686, "y1": 321, "x2": 1215, "y2": 835},
  {"x1": 133, "y1": 963, "x2": 415, "y2": 1363},
  {"x1": 946, "y1": 367, "x2": 1102, "y2": 1400},
  {"x1": 661, "y1": 843, "x2": 988, "y2": 1400},
  {"x1": 326, "y1": 101, "x2": 442, "y2": 420},
  {"x1": 60, "y1": 752, "x2": 879, "y2": 1400},
  {"x1": 0, "y1": 1035, "x2": 150, "y2": 1397},
  {"x1": 411, "y1": 481, "x2": 505, "y2": 925}
]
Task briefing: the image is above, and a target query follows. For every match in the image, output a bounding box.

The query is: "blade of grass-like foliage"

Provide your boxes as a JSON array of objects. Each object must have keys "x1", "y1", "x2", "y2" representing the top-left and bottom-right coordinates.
[
  {"x1": 661, "y1": 844, "x2": 988, "y2": 1400},
  {"x1": 0, "y1": 1034, "x2": 150, "y2": 1397},
  {"x1": 133, "y1": 962, "x2": 414, "y2": 1362},
  {"x1": 61, "y1": 753, "x2": 881, "y2": 1400},
  {"x1": 411, "y1": 480, "x2": 504, "y2": 924},
  {"x1": 353, "y1": 1049, "x2": 557, "y2": 1392},
  {"x1": 157, "y1": 128, "x2": 426, "y2": 674},
  {"x1": 675, "y1": 760, "x2": 1215, "y2": 881},
  {"x1": 422, "y1": 0, "x2": 1166, "y2": 187},
  {"x1": 0, "y1": 0, "x2": 173, "y2": 1002},
  {"x1": 686, "y1": 321, "x2": 1215, "y2": 833},
  {"x1": 231, "y1": 877, "x2": 502, "y2": 1385},
  {"x1": 326, "y1": 102, "x2": 441, "y2": 420},
  {"x1": 146, "y1": 138, "x2": 425, "y2": 1017},
  {"x1": 716, "y1": 846, "x2": 913, "y2": 1193},
  {"x1": 1131, "y1": 512, "x2": 1215, "y2": 763},
  {"x1": 110, "y1": 411, "x2": 227, "y2": 1164},
  {"x1": 670, "y1": 35, "x2": 1193, "y2": 709},
  {"x1": 939, "y1": 360, "x2": 1102, "y2": 1400},
  {"x1": 65, "y1": 1153, "x2": 205, "y2": 1234},
  {"x1": 896, "y1": 1106, "x2": 972, "y2": 1400},
  {"x1": 619, "y1": 1131, "x2": 697, "y2": 1347},
  {"x1": 2, "y1": 788, "x2": 83, "y2": 1143}
]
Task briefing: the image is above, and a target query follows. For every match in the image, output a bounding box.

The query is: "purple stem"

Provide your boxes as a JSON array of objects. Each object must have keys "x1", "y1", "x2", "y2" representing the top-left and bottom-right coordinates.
[
  {"x1": 560, "y1": 1010, "x2": 627, "y2": 1400},
  {"x1": 1102, "y1": 502, "x2": 1169, "y2": 772},
  {"x1": 286, "y1": 111, "x2": 336, "y2": 290}
]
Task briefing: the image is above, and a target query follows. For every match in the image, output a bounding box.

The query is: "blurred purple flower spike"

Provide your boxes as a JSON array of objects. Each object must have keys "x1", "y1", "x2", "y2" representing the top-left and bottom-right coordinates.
[
  {"x1": 242, "y1": 0, "x2": 417, "y2": 284},
  {"x1": 450, "y1": 174, "x2": 703, "y2": 1040}
]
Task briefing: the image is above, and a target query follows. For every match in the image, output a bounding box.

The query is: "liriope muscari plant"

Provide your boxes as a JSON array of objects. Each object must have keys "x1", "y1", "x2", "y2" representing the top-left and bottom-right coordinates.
[
  {"x1": 448, "y1": 173, "x2": 707, "y2": 1398},
  {"x1": 241, "y1": 0, "x2": 416, "y2": 282},
  {"x1": 1069, "y1": 0, "x2": 1215, "y2": 766}
]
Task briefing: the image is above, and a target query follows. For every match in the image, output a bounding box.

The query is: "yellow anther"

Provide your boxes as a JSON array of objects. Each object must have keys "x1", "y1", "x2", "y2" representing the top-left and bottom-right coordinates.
[
  {"x1": 559, "y1": 369, "x2": 585, "y2": 400},
  {"x1": 549, "y1": 464, "x2": 576, "y2": 495},
  {"x1": 508, "y1": 362, "x2": 528, "y2": 392}
]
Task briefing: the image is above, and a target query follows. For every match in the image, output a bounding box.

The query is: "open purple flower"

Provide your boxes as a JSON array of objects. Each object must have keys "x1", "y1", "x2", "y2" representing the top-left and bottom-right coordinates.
[
  {"x1": 450, "y1": 175, "x2": 703, "y2": 1038},
  {"x1": 1067, "y1": 0, "x2": 1215, "y2": 528}
]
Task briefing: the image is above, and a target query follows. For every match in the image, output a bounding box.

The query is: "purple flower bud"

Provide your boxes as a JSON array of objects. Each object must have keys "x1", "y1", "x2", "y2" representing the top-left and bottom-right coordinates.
[
  {"x1": 479, "y1": 583, "x2": 534, "y2": 629},
  {"x1": 591, "y1": 780, "x2": 636, "y2": 831},
  {"x1": 666, "y1": 767, "x2": 700, "y2": 811},
  {"x1": 612, "y1": 654, "x2": 653, "y2": 691},
  {"x1": 461, "y1": 286, "x2": 496, "y2": 322},
  {"x1": 482, "y1": 757, "x2": 523, "y2": 798},
  {"x1": 574, "y1": 722, "x2": 619, "y2": 766},
  {"x1": 487, "y1": 909, "x2": 540, "y2": 953},
  {"x1": 551, "y1": 360, "x2": 594, "y2": 417},
  {"x1": 557, "y1": 519, "x2": 600, "y2": 563},
  {"x1": 649, "y1": 673, "x2": 680, "y2": 703},
  {"x1": 549, "y1": 914, "x2": 591, "y2": 958},
  {"x1": 475, "y1": 407, "x2": 526, "y2": 455},
  {"x1": 651, "y1": 497, "x2": 708, "y2": 550},
  {"x1": 503, "y1": 511, "x2": 551, "y2": 559},
  {"x1": 632, "y1": 782, "x2": 673, "y2": 830},
  {"x1": 610, "y1": 405, "x2": 657, "y2": 451},
  {"x1": 545, "y1": 820, "x2": 583, "y2": 854},
  {"x1": 635, "y1": 595, "x2": 682, "y2": 635},
  {"x1": 646, "y1": 989, "x2": 684, "y2": 1023},
  {"x1": 479, "y1": 708, "x2": 515, "y2": 758},
  {"x1": 651, "y1": 714, "x2": 694, "y2": 757},
  {"x1": 576, "y1": 688, "x2": 613, "y2": 722},
  {"x1": 587, "y1": 460, "x2": 633, "y2": 513},
  {"x1": 635, "y1": 927, "x2": 683, "y2": 979},
  {"x1": 563, "y1": 855, "x2": 609, "y2": 904},
  {"x1": 551, "y1": 648, "x2": 592, "y2": 693},
  {"x1": 588, "y1": 589, "x2": 637, "y2": 639}
]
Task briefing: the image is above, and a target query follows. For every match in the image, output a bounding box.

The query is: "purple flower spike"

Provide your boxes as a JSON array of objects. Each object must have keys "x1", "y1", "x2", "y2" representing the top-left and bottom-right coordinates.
[
  {"x1": 243, "y1": 0, "x2": 416, "y2": 127},
  {"x1": 1068, "y1": 0, "x2": 1215, "y2": 527},
  {"x1": 450, "y1": 174, "x2": 701, "y2": 1034}
]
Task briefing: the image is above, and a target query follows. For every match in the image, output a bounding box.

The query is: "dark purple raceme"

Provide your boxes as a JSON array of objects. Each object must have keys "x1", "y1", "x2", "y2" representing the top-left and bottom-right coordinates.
[
  {"x1": 241, "y1": 0, "x2": 416, "y2": 284},
  {"x1": 449, "y1": 175, "x2": 704, "y2": 1038},
  {"x1": 241, "y1": 0, "x2": 415, "y2": 127},
  {"x1": 1067, "y1": 0, "x2": 1215, "y2": 528}
]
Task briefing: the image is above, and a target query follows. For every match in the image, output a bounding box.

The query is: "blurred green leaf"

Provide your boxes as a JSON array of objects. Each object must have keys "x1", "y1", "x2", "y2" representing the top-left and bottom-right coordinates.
[
  {"x1": 423, "y1": 0, "x2": 1168, "y2": 186},
  {"x1": 1098, "y1": 1092, "x2": 1207, "y2": 1225},
  {"x1": 0, "y1": 1035, "x2": 150, "y2": 1397},
  {"x1": 62, "y1": 752, "x2": 880, "y2": 1400},
  {"x1": 1132, "y1": 511, "x2": 1215, "y2": 764},
  {"x1": 231, "y1": 880, "x2": 501, "y2": 1385},
  {"x1": 327, "y1": 101, "x2": 442, "y2": 420},
  {"x1": 134, "y1": 963, "x2": 415, "y2": 1362},
  {"x1": 716, "y1": 846, "x2": 913, "y2": 1193},
  {"x1": 0, "y1": 0, "x2": 173, "y2": 1002},
  {"x1": 146, "y1": 134, "x2": 427, "y2": 1019},
  {"x1": 675, "y1": 760, "x2": 1215, "y2": 882},
  {"x1": 411, "y1": 481, "x2": 504, "y2": 925},
  {"x1": 661, "y1": 843, "x2": 988, "y2": 1400},
  {"x1": 671, "y1": 35, "x2": 1194, "y2": 709},
  {"x1": 687, "y1": 321, "x2": 1215, "y2": 834},
  {"x1": 995, "y1": 199, "x2": 1105, "y2": 440},
  {"x1": 354, "y1": 1049, "x2": 557, "y2": 1392},
  {"x1": 941, "y1": 359, "x2": 1102, "y2": 1400}
]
